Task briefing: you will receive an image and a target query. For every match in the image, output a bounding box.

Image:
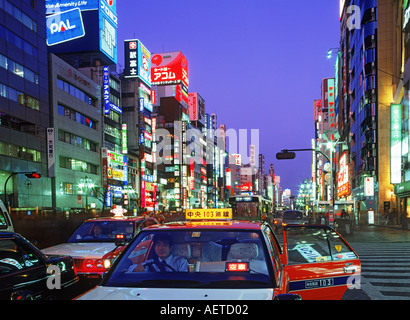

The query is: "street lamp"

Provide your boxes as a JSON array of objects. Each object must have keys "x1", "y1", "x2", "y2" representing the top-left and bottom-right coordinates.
[{"x1": 327, "y1": 47, "x2": 339, "y2": 59}]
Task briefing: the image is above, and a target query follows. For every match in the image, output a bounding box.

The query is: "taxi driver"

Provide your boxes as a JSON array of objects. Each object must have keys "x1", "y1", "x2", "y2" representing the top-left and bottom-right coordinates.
[{"x1": 128, "y1": 233, "x2": 188, "y2": 272}]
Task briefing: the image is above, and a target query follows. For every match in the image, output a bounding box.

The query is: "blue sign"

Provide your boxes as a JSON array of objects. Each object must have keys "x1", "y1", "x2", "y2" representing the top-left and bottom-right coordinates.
[
  {"x1": 45, "y1": 0, "x2": 99, "y2": 15},
  {"x1": 103, "y1": 66, "x2": 110, "y2": 114},
  {"x1": 46, "y1": 8, "x2": 85, "y2": 46}
]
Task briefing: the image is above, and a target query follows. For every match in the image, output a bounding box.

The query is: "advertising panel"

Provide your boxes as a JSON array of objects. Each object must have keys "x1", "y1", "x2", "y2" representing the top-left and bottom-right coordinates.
[
  {"x1": 151, "y1": 52, "x2": 189, "y2": 90},
  {"x1": 364, "y1": 177, "x2": 374, "y2": 197},
  {"x1": 337, "y1": 152, "x2": 349, "y2": 198},
  {"x1": 124, "y1": 39, "x2": 152, "y2": 86},
  {"x1": 46, "y1": 8, "x2": 85, "y2": 46},
  {"x1": 391, "y1": 104, "x2": 402, "y2": 184},
  {"x1": 103, "y1": 66, "x2": 110, "y2": 114},
  {"x1": 45, "y1": 0, "x2": 117, "y2": 64}
]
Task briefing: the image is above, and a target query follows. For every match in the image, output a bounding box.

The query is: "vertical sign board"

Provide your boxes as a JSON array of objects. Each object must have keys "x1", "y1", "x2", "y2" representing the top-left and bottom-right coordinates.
[
  {"x1": 100, "y1": 0, "x2": 118, "y2": 64},
  {"x1": 103, "y1": 66, "x2": 110, "y2": 114},
  {"x1": 124, "y1": 39, "x2": 152, "y2": 86},
  {"x1": 364, "y1": 177, "x2": 374, "y2": 197},
  {"x1": 327, "y1": 78, "x2": 336, "y2": 131},
  {"x1": 47, "y1": 128, "x2": 55, "y2": 177},
  {"x1": 391, "y1": 104, "x2": 402, "y2": 184},
  {"x1": 122, "y1": 124, "x2": 127, "y2": 154}
]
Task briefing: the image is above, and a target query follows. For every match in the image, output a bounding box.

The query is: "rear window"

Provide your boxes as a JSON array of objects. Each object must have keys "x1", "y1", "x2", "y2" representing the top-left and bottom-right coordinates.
[{"x1": 283, "y1": 211, "x2": 303, "y2": 219}]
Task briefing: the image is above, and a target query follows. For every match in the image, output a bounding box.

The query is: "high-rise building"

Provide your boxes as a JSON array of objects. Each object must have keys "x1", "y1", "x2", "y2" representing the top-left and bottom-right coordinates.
[
  {"x1": 338, "y1": 0, "x2": 398, "y2": 223},
  {"x1": 0, "y1": 0, "x2": 51, "y2": 209}
]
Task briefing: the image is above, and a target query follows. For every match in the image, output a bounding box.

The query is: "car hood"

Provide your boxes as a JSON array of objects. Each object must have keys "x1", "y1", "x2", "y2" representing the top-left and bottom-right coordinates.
[
  {"x1": 41, "y1": 242, "x2": 116, "y2": 259},
  {"x1": 77, "y1": 286, "x2": 274, "y2": 300}
]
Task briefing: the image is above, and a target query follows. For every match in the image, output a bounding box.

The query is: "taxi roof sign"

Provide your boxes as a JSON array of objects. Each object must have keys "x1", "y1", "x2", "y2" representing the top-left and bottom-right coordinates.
[{"x1": 186, "y1": 209, "x2": 232, "y2": 220}]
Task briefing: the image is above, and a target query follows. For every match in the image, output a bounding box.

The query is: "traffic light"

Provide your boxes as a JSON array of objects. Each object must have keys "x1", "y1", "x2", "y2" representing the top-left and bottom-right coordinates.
[
  {"x1": 25, "y1": 172, "x2": 41, "y2": 179},
  {"x1": 276, "y1": 151, "x2": 296, "y2": 160}
]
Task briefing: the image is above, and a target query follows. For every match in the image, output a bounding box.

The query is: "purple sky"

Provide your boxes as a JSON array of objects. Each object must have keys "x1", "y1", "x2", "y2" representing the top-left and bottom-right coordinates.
[{"x1": 117, "y1": 0, "x2": 340, "y2": 193}]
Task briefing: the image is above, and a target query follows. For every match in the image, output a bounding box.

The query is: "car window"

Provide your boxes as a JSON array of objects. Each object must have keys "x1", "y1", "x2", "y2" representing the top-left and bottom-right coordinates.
[
  {"x1": 67, "y1": 220, "x2": 135, "y2": 242},
  {"x1": 0, "y1": 211, "x2": 9, "y2": 230},
  {"x1": 286, "y1": 227, "x2": 358, "y2": 265},
  {"x1": 105, "y1": 230, "x2": 274, "y2": 289},
  {"x1": 0, "y1": 239, "x2": 27, "y2": 274},
  {"x1": 283, "y1": 211, "x2": 303, "y2": 219}
]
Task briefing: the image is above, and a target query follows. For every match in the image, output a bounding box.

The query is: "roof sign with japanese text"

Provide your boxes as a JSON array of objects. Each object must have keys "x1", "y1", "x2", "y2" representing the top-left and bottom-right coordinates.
[{"x1": 186, "y1": 209, "x2": 233, "y2": 220}]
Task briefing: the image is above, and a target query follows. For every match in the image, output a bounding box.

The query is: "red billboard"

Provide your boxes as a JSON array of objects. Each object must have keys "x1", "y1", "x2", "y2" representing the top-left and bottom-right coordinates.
[{"x1": 151, "y1": 51, "x2": 189, "y2": 89}]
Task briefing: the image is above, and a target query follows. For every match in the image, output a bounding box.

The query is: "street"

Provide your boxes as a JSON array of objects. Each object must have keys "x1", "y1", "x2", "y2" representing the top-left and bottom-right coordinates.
[{"x1": 341, "y1": 226, "x2": 410, "y2": 300}]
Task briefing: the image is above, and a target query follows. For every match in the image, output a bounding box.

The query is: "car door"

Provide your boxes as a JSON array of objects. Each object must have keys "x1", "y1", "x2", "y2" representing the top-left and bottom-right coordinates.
[
  {"x1": 282, "y1": 225, "x2": 361, "y2": 300},
  {"x1": 0, "y1": 237, "x2": 48, "y2": 299}
]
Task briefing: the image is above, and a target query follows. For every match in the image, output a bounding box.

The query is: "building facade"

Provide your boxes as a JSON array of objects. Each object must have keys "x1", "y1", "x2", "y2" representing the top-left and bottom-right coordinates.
[{"x1": 0, "y1": 0, "x2": 51, "y2": 210}]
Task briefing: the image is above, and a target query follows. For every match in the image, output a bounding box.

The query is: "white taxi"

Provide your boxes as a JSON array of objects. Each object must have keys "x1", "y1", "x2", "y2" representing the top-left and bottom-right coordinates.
[{"x1": 42, "y1": 215, "x2": 158, "y2": 278}]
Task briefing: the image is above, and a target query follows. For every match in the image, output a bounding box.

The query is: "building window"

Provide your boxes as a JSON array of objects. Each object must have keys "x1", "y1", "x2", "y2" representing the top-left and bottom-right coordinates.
[
  {"x1": 57, "y1": 77, "x2": 97, "y2": 107},
  {"x1": 58, "y1": 129, "x2": 98, "y2": 152},
  {"x1": 0, "y1": 53, "x2": 39, "y2": 85},
  {"x1": 0, "y1": 82, "x2": 39, "y2": 110},
  {"x1": 57, "y1": 103, "x2": 97, "y2": 130},
  {"x1": 59, "y1": 156, "x2": 98, "y2": 174},
  {"x1": 0, "y1": 141, "x2": 41, "y2": 162}
]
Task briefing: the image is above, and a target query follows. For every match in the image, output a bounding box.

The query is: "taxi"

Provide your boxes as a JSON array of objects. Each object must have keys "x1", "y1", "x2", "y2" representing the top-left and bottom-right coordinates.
[
  {"x1": 41, "y1": 211, "x2": 159, "y2": 278},
  {"x1": 77, "y1": 209, "x2": 361, "y2": 300}
]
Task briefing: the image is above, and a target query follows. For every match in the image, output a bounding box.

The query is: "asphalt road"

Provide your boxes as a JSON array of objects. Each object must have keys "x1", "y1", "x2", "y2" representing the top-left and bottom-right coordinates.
[{"x1": 342, "y1": 225, "x2": 410, "y2": 300}]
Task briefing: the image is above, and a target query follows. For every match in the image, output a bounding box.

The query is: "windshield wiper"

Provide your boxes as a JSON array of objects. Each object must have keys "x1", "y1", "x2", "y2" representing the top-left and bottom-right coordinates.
[
  {"x1": 201, "y1": 279, "x2": 269, "y2": 288},
  {"x1": 139, "y1": 279, "x2": 202, "y2": 287}
]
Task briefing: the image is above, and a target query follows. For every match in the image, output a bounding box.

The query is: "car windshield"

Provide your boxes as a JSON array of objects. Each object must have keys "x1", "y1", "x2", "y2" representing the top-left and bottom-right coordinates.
[
  {"x1": 283, "y1": 211, "x2": 303, "y2": 219},
  {"x1": 67, "y1": 220, "x2": 136, "y2": 243},
  {"x1": 103, "y1": 229, "x2": 274, "y2": 289}
]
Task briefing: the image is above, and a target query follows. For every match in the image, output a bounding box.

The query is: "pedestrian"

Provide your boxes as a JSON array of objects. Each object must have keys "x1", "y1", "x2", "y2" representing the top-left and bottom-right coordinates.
[
  {"x1": 400, "y1": 212, "x2": 407, "y2": 230},
  {"x1": 341, "y1": 209, "x2": 350, "y2": 219}
]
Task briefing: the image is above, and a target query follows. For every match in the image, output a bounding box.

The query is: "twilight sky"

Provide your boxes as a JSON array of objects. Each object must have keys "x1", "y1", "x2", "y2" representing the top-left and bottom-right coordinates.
[{"x1": 116, "y1": 0, "x2": 340, "y2": 193}]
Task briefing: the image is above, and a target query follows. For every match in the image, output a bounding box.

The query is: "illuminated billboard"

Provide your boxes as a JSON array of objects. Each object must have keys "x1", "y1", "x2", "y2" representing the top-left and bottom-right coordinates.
[
  {"x1": 124, "y1": 39, "x2": 152, "y2": 86},
  {"x1": 151, "y1": 52, "x2": 189, "y2": 90},
  {"x1": 391, "y1": 104, "x2": 402, "y2": 184},
  {"x1": 337, "y1": 152, "x2": 349, "y2": 198},
  {"x1": 45, "y1": 0, "x2": 117, "y2": 64},
  {"x1": 46, "y1": 8, "x2": 85, "y2": 46}
]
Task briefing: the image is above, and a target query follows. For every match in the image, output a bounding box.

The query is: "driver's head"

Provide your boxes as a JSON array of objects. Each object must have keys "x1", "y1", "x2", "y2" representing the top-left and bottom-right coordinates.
[{"x1": 152, "y1": 233, "x2": 173, "y2": 260}]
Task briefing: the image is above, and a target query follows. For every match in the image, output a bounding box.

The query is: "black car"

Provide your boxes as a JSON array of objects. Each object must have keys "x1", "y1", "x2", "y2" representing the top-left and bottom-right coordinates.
[
  {"x1": 0, "y1": 231, "x2": 79, "y2": 300},
  {"x1": 282, "y1": 210, "x2": 306, "y2": 225}
]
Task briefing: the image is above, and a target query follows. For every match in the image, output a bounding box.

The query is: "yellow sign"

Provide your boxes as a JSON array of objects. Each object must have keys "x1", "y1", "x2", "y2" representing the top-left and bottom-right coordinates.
[{"x1": 186, "y1": 208, "x2": 233, "y2": 220}]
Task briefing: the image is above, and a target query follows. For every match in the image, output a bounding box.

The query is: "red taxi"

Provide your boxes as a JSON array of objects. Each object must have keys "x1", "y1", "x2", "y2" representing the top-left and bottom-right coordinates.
[
  {"x1": 77, "y1": 209, "x2": 360, "y2": 300},
  {"x1": 41, "y1": 215, "x2": 159, "y2": 278}
]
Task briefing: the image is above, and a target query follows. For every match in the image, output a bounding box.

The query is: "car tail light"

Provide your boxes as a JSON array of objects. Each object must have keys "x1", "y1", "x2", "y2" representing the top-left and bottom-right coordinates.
[
  {"x1": 85, "y1": 260, "x2": 94, "y2": 269},
  {"x1": 225, "y1": 262, "x2": 249, "y2": 272},
  {"x1": 82, "y1": 259, "x2": 107, "y2": 272},
  {"x1": 95, "y1": 259, "x2": 104, "y2": 269}
]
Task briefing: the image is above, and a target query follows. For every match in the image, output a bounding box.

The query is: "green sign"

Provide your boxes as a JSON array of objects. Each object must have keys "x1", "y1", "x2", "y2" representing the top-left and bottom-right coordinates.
[{"x1": 391, "y1": 104, "x2": 402, "y2": 184}]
